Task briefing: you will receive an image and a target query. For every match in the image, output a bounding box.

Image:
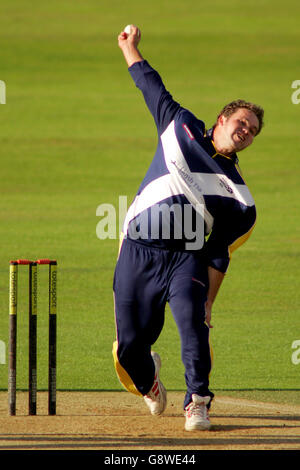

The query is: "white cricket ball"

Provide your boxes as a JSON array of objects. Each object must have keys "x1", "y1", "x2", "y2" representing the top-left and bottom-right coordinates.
[
  {"x1": 124, "y1": 25, "x2": 132, "y2": 35},
  {"x1": 124, "y1": 24, "x2": 140, "y2": 37}
]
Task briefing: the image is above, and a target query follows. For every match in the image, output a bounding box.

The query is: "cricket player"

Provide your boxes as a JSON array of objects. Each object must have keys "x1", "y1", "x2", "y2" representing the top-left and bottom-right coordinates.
[{"x1": 113, "y1": 25, "x2": 264, "y2": 431}]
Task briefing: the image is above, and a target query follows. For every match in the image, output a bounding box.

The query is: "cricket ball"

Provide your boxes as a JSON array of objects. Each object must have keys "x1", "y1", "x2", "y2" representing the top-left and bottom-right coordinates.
[
  {"x1": 124, "y1": 25, "x2": 132, "y2": 35},
  {"x1": 124, "y1": 24, "x2": 141, "y2": 38}
]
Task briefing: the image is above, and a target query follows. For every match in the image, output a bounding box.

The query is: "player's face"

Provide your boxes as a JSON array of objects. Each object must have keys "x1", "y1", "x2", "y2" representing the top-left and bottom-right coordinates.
[{"x1": 219, "y1": 108, "x2": 259, "y2": 153}]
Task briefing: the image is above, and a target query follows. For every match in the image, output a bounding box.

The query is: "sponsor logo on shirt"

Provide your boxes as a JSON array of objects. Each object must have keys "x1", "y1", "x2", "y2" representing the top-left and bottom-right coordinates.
[{"x1": 219, "y1": 177, "x2": 233, "y2": 194}]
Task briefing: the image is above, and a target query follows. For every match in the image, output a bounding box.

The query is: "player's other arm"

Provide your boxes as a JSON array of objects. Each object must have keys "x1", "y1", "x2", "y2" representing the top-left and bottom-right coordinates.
[
  {"x1": 205, "y1": 268, "x2": 225, "y2": 329},
  {"x1": 204, "y1": 206, "x2": 256, "y2": 328}
]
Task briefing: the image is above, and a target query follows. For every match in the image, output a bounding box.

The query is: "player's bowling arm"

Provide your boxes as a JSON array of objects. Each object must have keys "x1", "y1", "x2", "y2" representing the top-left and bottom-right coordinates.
[{"x1": 118, "y1": 25, "x2": 143, "y2": 67}]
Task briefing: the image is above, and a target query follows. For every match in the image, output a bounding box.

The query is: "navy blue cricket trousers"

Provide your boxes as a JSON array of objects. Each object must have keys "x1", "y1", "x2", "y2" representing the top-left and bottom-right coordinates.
[{"x1": 113, "y1": 237, "x2": 214, "y2": 408}]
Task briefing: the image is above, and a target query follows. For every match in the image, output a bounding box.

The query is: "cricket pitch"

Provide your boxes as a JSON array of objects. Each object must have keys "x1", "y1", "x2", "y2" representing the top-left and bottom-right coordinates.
[{"x1": 0, "y1": 391, "x2": 299, "y2": 450}]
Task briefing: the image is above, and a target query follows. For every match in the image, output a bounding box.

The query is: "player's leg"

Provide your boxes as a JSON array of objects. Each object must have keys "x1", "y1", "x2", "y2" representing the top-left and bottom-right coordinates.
[
  {"x1": 168, "y1": 256, "x2": 214, "y2": 429},
  {"x1": 167, "y1": 253, "x2": 214, "y2": 408},
  {"x1": 113, "y1": 239, "x2": 167, "y2": 396}
]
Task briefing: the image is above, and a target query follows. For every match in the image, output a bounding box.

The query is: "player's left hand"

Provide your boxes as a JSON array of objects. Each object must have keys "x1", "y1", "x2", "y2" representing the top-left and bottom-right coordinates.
[{"x1": 205, "y1": 300, "x2": 213, "y2": 328}]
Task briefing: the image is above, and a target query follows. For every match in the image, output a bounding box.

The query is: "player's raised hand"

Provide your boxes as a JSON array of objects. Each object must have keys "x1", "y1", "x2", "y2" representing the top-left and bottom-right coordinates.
[
  {"x1": 118, "y1": 25, "x2": 143, "y2": 67},
  {"x1": 118, "y1": 24, "x2": 141, "y2": 50}
]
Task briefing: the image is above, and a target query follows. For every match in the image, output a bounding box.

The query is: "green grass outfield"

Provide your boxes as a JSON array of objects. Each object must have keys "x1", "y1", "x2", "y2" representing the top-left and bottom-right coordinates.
[{"x1": 1, "y1": 0, "x2": 300, "y2": 406}]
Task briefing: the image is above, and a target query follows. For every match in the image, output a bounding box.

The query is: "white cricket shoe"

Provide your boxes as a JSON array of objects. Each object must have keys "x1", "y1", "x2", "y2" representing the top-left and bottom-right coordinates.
[
  {"x1": 184, "y1": 394, "x2": 211, "y2": 431},
  {"x1": 143, "y1": 352, "x2": 167, "y2": 416}
]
